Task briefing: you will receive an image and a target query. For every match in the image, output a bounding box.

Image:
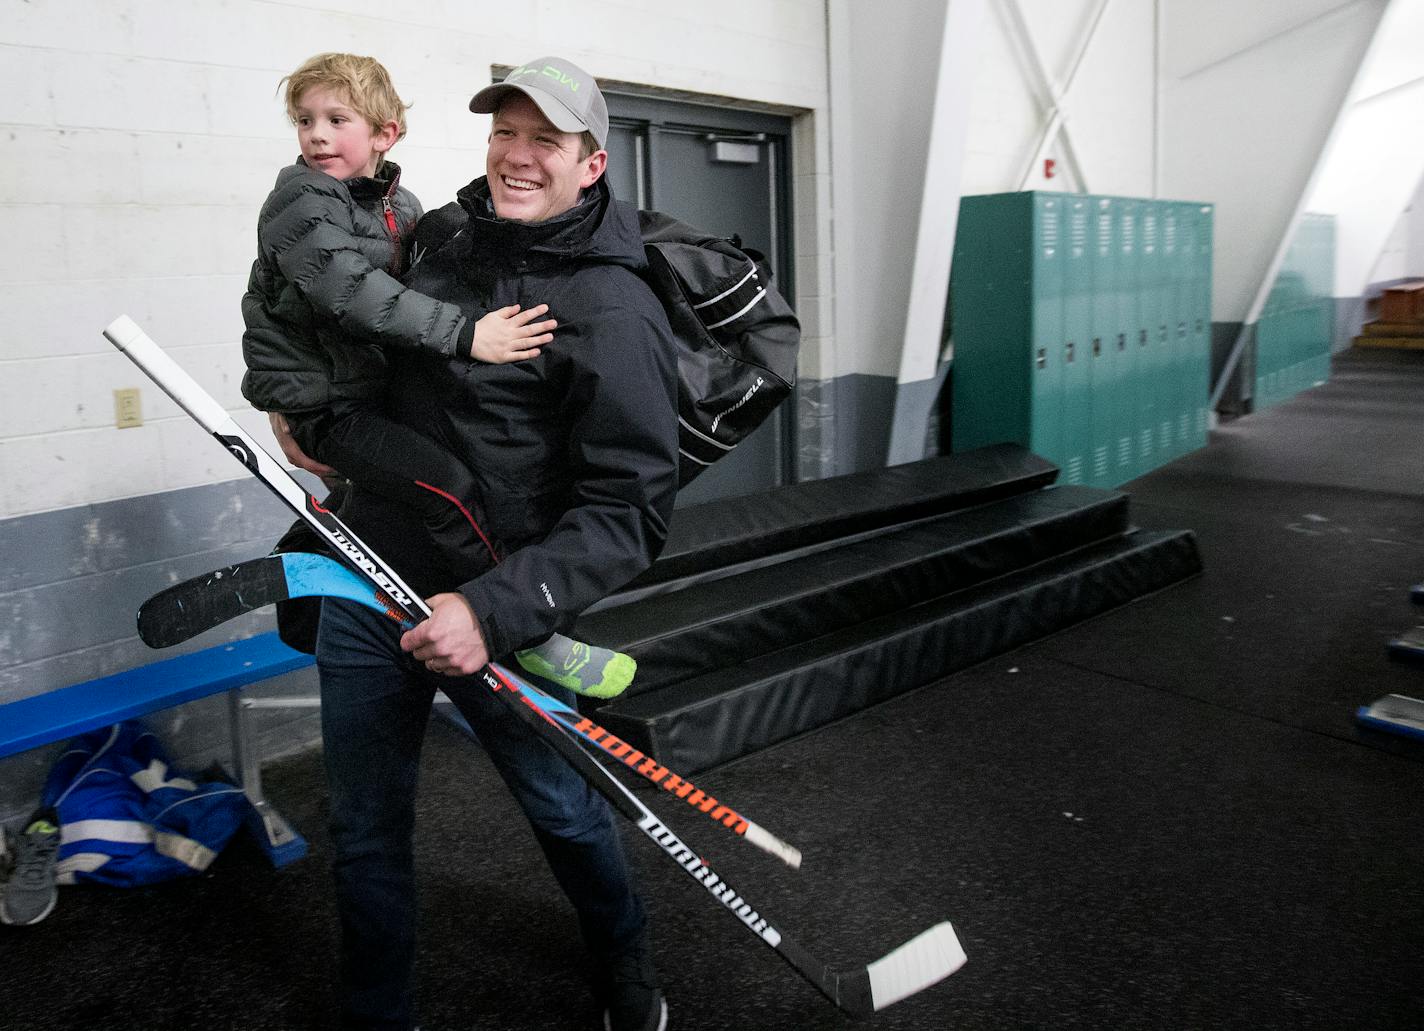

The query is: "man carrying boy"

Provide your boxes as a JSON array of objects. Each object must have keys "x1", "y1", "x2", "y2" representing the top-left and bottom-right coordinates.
[
  {"x1": 277, "y1": 57, "x2": 678, "y2": 1031},
  {"x1": 244, "y1": 52, "x2": 635, "y2": 699}
]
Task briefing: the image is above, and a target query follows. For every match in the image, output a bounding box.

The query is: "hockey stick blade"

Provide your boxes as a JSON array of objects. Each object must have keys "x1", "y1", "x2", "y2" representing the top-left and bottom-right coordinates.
[
  {"x1": 486, "y1": 662, "x2": 964, "y2": 1015},
  {"x1": 859, "y1": 921, "x2": 967, "y2": 1013},
  {"x1": 773, "y1": 919, "x2": 967, "y2": 1015},
  {"x1": 138, "y1": 550, "x2": 800, "y2": 868},
  {"x1": 104, "y1": 316, "x2": 957, "y2": 1011},
  {"x1": 137, "y1": 552, "x2": 411, "y2": 648}
]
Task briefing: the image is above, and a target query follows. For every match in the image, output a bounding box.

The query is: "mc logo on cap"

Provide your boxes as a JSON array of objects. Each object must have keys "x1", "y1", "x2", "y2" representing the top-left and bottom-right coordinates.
[
  {"x1": 509, "y1": 63, "x2": 584, "y2": 94},
  {"x1": 470, "y1": 55, "x2": 609, "y2": 148}
]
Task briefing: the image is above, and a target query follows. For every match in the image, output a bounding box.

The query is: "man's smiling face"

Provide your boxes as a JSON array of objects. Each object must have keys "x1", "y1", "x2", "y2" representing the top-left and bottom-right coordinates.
[{"x1": 486, "y1": 93, "x2": 606, "y2": 223}]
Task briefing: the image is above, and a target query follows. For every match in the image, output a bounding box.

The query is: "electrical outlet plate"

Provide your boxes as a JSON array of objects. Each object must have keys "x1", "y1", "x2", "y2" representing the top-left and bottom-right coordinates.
[{"x1": 114, "y1": 387, "x2": 143, "y2": 428}]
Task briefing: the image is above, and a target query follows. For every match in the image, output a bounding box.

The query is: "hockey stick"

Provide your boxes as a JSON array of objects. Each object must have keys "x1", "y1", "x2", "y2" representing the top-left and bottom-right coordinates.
[
  {"x1": 138, "y1": 551, "x2": 801, "y2": 868},
  {"x1": 137, "y1": 552, "x2": 407, "y2": 649},
  {"x1": 103, "y1": 315, "x2": 966, "y2": 1014}
]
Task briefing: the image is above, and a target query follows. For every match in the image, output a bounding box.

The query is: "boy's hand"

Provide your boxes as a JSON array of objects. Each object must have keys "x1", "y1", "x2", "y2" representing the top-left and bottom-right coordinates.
[{"x1": 472, "y1": 304, "x2": 556, "y2": 364}]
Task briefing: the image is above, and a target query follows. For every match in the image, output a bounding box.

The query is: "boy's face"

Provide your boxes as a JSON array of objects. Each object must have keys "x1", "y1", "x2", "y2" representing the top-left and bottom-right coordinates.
[
  {"x1": 486, "y1": 93, "x2": 606, "y2": 223},
  {"x1": 294, "y1": 87, "x2": 397, "y2": 181}
]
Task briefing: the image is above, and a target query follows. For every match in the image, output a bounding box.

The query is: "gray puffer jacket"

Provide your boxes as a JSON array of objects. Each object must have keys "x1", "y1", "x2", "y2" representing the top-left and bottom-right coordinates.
[{"x1": 240, "y1": 159, "x2": 476, "y2": 414}]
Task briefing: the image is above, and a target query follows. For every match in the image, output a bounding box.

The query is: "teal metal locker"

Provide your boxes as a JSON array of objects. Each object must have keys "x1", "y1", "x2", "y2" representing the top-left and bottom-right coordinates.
[
  {"x1": 1089, "y1": 196, "x2": 1119, "y2": 487},
  {"x1": 1161, "y1": 204, "x2": 1182, "y2": 463},
  {"x1": 1117, "y1": 198, "x2": 1142, "y2": 481},
  {"x1": 1137, "y1": 202, "x2": 1161, "y2": 472},
  {"x1": 1253, "y1": 211, "x2": 1334, "y2": 411},
  {"x1": 1190, "y1": 204, "x2": 1213, "y2": 447},
  {"x1": 1060, "y1": 196, "x2": 1093, "y2": 484},
  {"x1": 950, "y1": 192, "x2": 1066, "y2": 465},
  {"x1": 1156, "y1": 203, "x2": 1179, "y2": 460},
  {"x1": 1032, "y1": 195, "x2": 1066, "y2": 460},
  {"x1": 1168, "y1": 203, "x2": 1192, "y2": 456},
  {"x1": 951, "y1": 191, "x2": 1215, "y2": 483}
]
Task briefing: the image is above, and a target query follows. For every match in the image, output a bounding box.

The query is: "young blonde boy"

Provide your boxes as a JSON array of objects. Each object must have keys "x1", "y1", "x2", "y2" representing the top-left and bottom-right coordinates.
[{"x1": 241, "y1": 52, "x2": 633, "y2": 697}]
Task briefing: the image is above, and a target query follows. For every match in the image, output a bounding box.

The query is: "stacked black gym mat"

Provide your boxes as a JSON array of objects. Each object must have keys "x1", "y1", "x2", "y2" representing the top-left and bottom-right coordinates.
[{"x1": 575, "y1": 443, "x2": 1202, "y2": 773}]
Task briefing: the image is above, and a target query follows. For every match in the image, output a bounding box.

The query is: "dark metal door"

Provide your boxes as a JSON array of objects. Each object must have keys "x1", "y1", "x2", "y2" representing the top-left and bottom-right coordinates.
[{"x1": 602, "y1": 93, "x2": 795, "y2": 506}]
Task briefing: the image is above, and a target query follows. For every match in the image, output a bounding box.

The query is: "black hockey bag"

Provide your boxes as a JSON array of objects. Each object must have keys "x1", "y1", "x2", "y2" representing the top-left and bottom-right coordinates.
[
  {"x1": 636, "y1": 211, "x2": 799, "y2": 485},
  {"x1": 414, "y1": 203, "x2": 800, "y2": 487}
]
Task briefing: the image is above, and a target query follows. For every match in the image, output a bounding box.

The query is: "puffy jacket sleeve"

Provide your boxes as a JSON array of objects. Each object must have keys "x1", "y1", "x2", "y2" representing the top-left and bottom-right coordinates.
[
  {"x1": 258, "y1": 167, "x2": 476, "y2": 358},
  {"x1": 457, "y1": 302, "x2": 680, "y2": 658}
]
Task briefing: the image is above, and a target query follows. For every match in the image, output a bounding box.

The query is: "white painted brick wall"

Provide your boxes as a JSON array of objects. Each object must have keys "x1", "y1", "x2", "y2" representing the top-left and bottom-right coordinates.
[{"x1": 0, "y1": 0, "x2": 831, "y2": 518}]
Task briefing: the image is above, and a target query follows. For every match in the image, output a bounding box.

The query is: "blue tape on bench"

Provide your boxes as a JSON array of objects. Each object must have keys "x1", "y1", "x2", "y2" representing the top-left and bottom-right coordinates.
[{"x1": 0, "y1": 632, "x2": 314, "y2": 759}]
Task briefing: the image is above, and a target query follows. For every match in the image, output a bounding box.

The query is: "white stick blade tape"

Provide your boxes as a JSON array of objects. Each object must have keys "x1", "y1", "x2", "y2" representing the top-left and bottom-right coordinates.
[
  {"x1": 867, "y1": 921, "x2": 967, "y2": 1011},
  {"x1": 103, "y1": 314, "x2": 143, "y2": 348},
  {"x1": 102, "y1": 315, "x2": 230, "y2": 431},
  {"x1": 743, "y1": 821, "x2": 803, "y2": 869}
]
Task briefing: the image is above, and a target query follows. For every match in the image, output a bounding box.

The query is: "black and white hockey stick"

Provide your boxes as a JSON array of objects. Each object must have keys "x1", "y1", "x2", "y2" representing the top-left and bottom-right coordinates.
[
  {"x1": 103, "y1": 315, "x2": 966, "y2": 1014},
  {"x1": 138, "y1": 551, "x2": 802, "y2": 868}
]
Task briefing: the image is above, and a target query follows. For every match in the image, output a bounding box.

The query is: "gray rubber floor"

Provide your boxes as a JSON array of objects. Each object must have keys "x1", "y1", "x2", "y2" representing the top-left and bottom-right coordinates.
[{"x1": 3, "y1": 347, "x2": 1422, "y2": 1030}]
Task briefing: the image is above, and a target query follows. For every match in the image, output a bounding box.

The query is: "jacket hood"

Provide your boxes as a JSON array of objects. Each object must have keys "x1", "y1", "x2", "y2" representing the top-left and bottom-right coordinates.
[{"x1": 455, "y1": 176, "x2": 646, "y2": 274}]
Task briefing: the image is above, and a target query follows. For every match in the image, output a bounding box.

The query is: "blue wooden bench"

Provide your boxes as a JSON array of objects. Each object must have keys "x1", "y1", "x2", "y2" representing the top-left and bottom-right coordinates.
[{"x1": 0, "y1": 631, "x2": 315, "y2": 867}]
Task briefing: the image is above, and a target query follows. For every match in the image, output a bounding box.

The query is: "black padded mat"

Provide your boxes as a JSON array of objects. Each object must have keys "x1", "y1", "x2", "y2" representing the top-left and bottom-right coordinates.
[{"x1": 629, "y1": 443, "x2": 1057, "y2": 588}]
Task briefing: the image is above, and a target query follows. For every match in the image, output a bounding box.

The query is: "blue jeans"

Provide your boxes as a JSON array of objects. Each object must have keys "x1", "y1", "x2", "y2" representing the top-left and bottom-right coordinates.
[{"x1": 316, "y1": 598, "x2": 647, "y2": 1030}]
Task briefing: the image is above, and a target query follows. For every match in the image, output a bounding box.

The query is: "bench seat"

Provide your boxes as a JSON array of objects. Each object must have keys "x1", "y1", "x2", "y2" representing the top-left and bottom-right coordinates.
[{"x1": 0, "y1": 632, "x2": 314, "y2": 866}]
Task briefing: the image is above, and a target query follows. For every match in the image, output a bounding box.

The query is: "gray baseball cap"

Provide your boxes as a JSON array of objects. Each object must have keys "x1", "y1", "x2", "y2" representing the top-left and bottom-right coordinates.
[{"x1": 470, "y1": 57, "x2": 609, "y2": 149}]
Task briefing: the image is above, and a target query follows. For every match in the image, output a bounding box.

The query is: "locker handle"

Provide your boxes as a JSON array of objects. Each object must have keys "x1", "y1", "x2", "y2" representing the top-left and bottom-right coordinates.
[
  {"x1": 1036, "y1": 347, "x2": 1047, "y2": 370},
  {"x1": 1065, "y1": 341, "x2": 1075, "y2": 363},
  {"x1": 1117, "y1": 333, "x2": 1126, "y2": 351},
  {"x1": 1092, "y1": 337, "x2": 1102, "y2": 357}
]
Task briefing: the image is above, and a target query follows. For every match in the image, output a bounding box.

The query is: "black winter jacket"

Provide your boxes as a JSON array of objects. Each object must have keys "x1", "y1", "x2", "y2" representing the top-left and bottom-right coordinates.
[
  {"x1": 339, "y1": 176, "x2": 680, "y2": 658},
  {"x1": 240, "y1": 160, "x2": 475, "y2": 414}
]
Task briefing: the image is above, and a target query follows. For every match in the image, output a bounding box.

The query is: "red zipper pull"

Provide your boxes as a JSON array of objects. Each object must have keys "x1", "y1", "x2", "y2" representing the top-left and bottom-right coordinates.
[{"x1": 381, "y1": 195, "x2": 404, "y2": 274}]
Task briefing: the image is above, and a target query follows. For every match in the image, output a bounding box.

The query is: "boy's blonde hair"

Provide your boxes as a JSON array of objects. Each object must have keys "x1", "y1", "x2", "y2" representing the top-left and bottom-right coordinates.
[{"x1": 282, "y1": 52, "x2": 409, "y2": 143}]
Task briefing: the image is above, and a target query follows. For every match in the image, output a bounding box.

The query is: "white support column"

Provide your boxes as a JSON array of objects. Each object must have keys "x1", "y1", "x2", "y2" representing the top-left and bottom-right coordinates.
[{"x1": 885, "y1": 0, "x2": 990, "y2": 466}]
